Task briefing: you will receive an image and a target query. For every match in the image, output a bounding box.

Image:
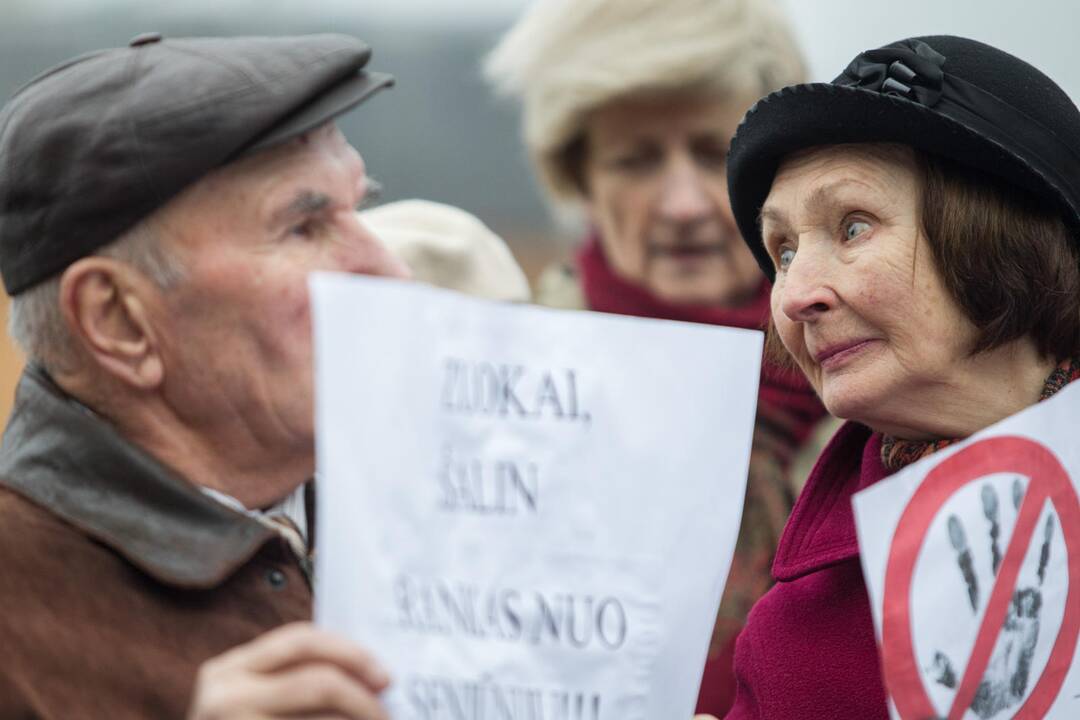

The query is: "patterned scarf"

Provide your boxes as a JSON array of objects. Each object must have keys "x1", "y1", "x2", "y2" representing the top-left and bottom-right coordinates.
[{"x1": 881, "y1": 356, "x2": 1080, "y2": 472}]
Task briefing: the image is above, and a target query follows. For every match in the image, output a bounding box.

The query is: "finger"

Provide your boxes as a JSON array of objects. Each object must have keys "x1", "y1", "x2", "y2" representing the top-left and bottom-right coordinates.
[
  {"x1": 981, "y1": 483, "x2": 999, "y2": 521},
  {"x1": 947, "y1": 514, "x2": 979, "y2": 611},
  {"x1": 251, "y1": 664, "x2": 390, "y2": 720},
  {"x1": 215, "y1": 622, "x2": 391, "y2": 691},
  {"x1": 947, "y1": 514, "x2": 967, "y2": 552},
  {"x1": 189, "y1": 664, "x2": 285, "y2": 720},
  {"x1": 930, "y1": 650, "x2": 957, "y2": 689},
  {"x1": 981, "y1": 484, "x2": 1002, "y2": 573},
  {"x1": 1037, "y1": 513, "x2": 1055, "y2": 585},
  {"x1": 1012, "y1": 477, "x2": 1024, "y2": 510}
]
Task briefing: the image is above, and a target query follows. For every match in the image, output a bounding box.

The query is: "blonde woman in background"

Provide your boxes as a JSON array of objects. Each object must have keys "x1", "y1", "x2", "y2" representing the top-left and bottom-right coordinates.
[{"x1": 487, "y1": 1, "x2": 830, "y2": 714}]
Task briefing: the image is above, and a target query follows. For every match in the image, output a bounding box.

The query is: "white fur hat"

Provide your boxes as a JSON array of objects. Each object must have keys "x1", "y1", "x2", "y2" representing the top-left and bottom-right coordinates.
[
  {"x1": 485, "y1": 0, "x2": 805, "y2": 202},
  {"x1": 360, "y1": 199, "x2": 531, "y2": 303}
]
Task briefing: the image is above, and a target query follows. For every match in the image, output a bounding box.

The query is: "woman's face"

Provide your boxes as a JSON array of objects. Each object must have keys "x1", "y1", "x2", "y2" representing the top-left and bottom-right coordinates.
[
  {"x1": 581, "y1": 92, "x2": 763, "y2": 306},
  {"x1": 761, "y1": 144, "x2": 989, "y2": 438}
]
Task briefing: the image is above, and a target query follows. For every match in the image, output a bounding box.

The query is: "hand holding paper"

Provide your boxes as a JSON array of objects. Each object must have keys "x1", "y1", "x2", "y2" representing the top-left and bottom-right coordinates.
[{"x1": 187, "y1": 622, "x2": 391, "y2": 720}]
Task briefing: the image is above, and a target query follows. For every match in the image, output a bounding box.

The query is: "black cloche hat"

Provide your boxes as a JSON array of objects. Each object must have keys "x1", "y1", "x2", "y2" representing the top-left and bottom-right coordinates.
[
  {"x1": 727, "y1": 35, "x2": 1080, "y2": 282},
  {"x1": 0, "y1": 33, "x2": 394, "y2": 295}
]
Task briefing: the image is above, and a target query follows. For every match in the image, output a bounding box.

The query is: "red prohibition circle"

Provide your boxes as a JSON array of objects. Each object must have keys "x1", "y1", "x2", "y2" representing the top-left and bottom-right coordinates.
[{"x1": 881, "y1": 436, "x2": 1080, "y2": 720}]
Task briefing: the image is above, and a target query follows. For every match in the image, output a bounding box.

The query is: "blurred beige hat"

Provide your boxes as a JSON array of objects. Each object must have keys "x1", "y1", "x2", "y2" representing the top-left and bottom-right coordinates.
[
  {"x1": 360, "y1": 199, "x2": 531, "y2": 302},
  {"x1": 485, "y1": 0, "x2": 805, "y2": 202}
]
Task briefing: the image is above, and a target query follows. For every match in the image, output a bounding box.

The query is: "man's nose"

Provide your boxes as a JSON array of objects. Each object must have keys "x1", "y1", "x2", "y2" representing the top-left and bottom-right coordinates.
[
  {"x1": 342, "y1": 213, "x2": 412, "y2": 279},
  {"x1": 362, "y1": 226, "x2": 412, "y2": 280},
  {"x1": 778, "y1": 239, "x2": 835, "y2": 323},
  {"x1": 373, "y1": 242, "x2": 412, "y2": 279},
  {"x1": 657, "y1": 159, "x2": 714, "y2": 223}
]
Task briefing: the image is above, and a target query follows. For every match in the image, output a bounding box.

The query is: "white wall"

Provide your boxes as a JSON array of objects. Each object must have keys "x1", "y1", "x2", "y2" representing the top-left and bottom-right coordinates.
[{"x1": 777, "y1": 0, "x2": 1080, "y2": 100}]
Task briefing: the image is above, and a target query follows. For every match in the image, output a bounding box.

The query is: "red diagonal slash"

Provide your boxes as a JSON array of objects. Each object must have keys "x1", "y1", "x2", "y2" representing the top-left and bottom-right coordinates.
[
  {"x1": 881, "y1": 436, "x2": 1080, "y2": 720},
  {"x1": 947, "y1": 478, "x2": 1047, "y2": 719}
]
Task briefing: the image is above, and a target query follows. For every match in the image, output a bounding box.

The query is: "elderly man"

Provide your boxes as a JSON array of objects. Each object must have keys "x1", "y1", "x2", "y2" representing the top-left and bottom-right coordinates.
[{"x1": 0, "y1": 34, "x2": 404, "y2": 718}]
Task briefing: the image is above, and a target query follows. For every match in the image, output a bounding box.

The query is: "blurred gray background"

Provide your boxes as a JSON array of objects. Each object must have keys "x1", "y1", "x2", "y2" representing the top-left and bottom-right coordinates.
[{"x1": 3, "y1": 0, "x2": 1080, "y2": 282}]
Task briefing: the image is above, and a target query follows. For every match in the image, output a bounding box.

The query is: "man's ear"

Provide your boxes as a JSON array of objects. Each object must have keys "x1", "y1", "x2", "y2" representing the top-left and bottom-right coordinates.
[{"x1": 58, "y1": 257, "x2": 164, "y2": 390}]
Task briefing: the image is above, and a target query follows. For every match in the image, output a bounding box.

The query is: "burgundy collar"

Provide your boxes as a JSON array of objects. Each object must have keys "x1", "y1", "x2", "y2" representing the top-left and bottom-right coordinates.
[
  {"x1": 772, "y1": 421, "x2": 890, "y2": 581},
  {"x1": 576, "y1": 234, "x2": 772, "y2": 328}
]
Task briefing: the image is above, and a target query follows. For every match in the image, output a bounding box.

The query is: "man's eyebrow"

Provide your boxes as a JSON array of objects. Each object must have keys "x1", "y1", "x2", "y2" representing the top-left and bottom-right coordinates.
[
  {"x1": 270, "y1": 190, "x2": 331, "y2": 226},
  {"x1": 356, "y1": 177, "x2": 383, "y2": 210}
]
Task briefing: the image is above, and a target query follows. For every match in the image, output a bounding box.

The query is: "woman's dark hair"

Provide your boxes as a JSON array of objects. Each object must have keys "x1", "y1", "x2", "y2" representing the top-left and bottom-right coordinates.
[
  {"x1": 918, "y1": 151, "x2": 1080, "y2": 360},
  {"x1": 765, "y1": 148, "x2": 1080, "y2": 365}
]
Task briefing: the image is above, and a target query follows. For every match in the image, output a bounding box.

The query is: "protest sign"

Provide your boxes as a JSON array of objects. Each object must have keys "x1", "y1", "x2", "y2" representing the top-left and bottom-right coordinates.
[
  {"x1": 310, "y1": 273, "x2": 762, "y2": 719},
  {"x1": 854, "y1": 382, "x2": 1080, "y2": 720}
]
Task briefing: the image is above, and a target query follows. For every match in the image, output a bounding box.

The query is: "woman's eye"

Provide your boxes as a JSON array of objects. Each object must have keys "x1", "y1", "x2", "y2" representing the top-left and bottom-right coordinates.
[
  {"x1": 845, "y1": 219, "x2": 871, "y2": 241},
  {"x1": 693, "y1": 143, "x2": 728, "y2": 170},
  {"x1": 609, "y1": 149, "x2": 660, "y2": 173},
  {"x1": 778, "y1": 246, "x2": 796, "y2": 270},
  {"x1": 613, "y1": 156, "x2": 649, "y2": 171},
  {"x1": 290, "y1": 220, "x2": 320, "y2": 239}
]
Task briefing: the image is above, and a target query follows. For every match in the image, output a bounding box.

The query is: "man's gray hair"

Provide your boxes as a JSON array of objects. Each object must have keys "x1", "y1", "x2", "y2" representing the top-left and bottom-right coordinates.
[{"x1": 8, "y1": 218, "x2": 185, "y2": 373}]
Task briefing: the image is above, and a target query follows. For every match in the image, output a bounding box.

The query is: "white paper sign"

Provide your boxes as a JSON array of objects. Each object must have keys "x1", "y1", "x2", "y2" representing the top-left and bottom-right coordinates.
[
  {"x1": 311, "y1": 273, "x2": 762, "y2": 719},
  {"x1": 854, "y1": 382, "x2": 1080, "y2": 720}
]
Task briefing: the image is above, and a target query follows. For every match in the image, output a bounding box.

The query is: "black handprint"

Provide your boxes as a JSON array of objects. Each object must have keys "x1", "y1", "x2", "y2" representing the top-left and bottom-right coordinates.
[
  {"x1": 1038, "y1": 512, "x2": 1052, "y2": 585},
  {"x1": 948, "y1": 514, "x2": 979, "y2": 611},
  {"x1": 982, "y1": 484, "x2": 1002, "y2": 573},
  {"x1": 930, "y1": 480, "x2": 1056, "y2": 719}
]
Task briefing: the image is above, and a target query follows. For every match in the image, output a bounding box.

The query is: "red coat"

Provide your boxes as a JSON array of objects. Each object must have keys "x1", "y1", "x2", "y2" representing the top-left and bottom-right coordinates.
[{"x1": 726, "y1": 421, "x2": 891, "y2": 719}]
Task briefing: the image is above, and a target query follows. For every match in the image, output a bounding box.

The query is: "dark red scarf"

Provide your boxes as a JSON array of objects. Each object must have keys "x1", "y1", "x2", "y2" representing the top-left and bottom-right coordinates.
[{"x1": 577, "y1": 236, "x2": 826, "y2": 450}]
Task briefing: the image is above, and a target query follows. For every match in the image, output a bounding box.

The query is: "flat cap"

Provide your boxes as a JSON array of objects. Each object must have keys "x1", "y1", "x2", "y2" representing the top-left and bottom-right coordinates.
[{"x1": 0, "y1": 33, "x2": 394, "y2": 295}]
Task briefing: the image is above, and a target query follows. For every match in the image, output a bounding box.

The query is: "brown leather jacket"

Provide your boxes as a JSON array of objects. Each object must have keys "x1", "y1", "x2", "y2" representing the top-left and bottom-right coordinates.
[{"x1": 0, "y1": 366, "x2": 311, "y2": 718}]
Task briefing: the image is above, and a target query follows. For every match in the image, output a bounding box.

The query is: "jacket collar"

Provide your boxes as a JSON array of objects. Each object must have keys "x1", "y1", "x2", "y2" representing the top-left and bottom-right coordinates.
[
  {"x1": 772, "y1": 421, "x2": 891, "y2": 581},
  {"x1": 0, "y1": 365, "x2": 280, "y2": 589}
]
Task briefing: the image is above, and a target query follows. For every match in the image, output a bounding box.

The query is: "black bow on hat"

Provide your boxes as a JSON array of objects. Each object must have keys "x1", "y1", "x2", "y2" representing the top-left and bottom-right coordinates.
[{"x1": 839, "y1": 39, "x2": 946, "y2": 108}]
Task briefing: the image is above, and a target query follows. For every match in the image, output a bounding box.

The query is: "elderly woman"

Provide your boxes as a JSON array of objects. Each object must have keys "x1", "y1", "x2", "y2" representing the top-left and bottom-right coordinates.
[
  {"x1": 486, "y1": 0, "x2": 828, "y2": 714},
  {"x1": 723, "y1": 35, "x2": 1080, "y2": 719}
]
